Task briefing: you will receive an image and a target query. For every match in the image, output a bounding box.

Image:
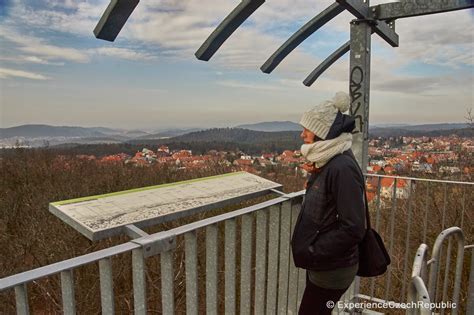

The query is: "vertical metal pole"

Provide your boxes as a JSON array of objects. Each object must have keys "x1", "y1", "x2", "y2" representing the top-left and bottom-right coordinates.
[
  {"x1": 60, "y1": 270, "x2": 76, "y2": 315},
  {"x1": 349, "y1": 12, "x2": 372, "y2": 303},
  {"x1": 185, "y1": 231, "x2": 198, "y2": 315},
  {"x1": 466, "y1": 247, "x2": 474, "y2": 314},
  {"x1": 440, "y1": 238, "x2": 452, "y2": 315},
  {"x1": 132, "y1": 248, "x2": 147, "y2": 315},
  {"x1": 99, "y1": 258, "x2": 115, "y2": 315},
  {"x1": 401, "y1": 181, "x2": 414, "y2": 299},
  {"x1": 14, "y1": 284, "x2": 30, "y2": 315},
  {"x1": 385, "y1": 178, "x2": 397, "y2": 301},
  {"x1": 266, "y1": 204, "x2": 281, "y2": 314},
  {"x1": 423, "y1": 182, "x2": 430, "y2": 243},
  {"x1": 442, "y1": 183, "x2": 448, "y2": 230},
  {"x1": 240, "y1": 214, "x2": 253, "y2": 315},
  {"x1": 349, "y1": 17, "x2": 371, "y2": 172},
  {"x1": 224, "y1": 219, "x2": 237, "y2": 315},
  {"x1": 370, "y1": 176, "x2": 382, "y2": 297},
  {"x1": 435, "y1": 183, "x2": 449, "y2": 305},
  {"x1": 161, "y1": 251, "x2": 175, "y2": 315},
  {"x1": 206, "y1": 224, "x2": 218, "y2": 315},
  {"x1": 277, "y1": 200, "x2": 292, "y2": 314},
  {"x1": 255, "y1": 209, "x2": 268, "y2": 315},
  {"x1": 287, "y1": 202, "x2": 301, "y2": 314},
  {"x1": 460, "y1": 186, "x2": 466, "y2": 230}
]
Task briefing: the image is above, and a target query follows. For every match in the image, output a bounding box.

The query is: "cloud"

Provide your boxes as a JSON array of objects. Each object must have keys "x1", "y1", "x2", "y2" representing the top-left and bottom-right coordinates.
[
  {"x1": 0, "y1": 27, "x2": 90, "y2": 63},
  {"x1": 22, "y1": 56, "x2": 65, "y2": 66},
  {"x1": 19, "y1": 43, "x2": 90, "y2": 63},
  {"x1": 216, "y1": 80, "x2": 283, "y2": 91},
  {"x1": 0, "y1": 67, "x2": 50, "y2": 80},
  {"x1": 92, "y1": 47, "x2": 155, "y2": 61},
  {"x1": 1, "y1": 0, "x2": 472, "y2": 108},
  {"x1": 0, "y1": 55, "x2": 65, "y2": 65},
  {"x1": 373, "y1": 76, "x2": 443, "y2": 94},
  {"x1": 4, "y1": 0, "x2": 105, "y2": 36}
]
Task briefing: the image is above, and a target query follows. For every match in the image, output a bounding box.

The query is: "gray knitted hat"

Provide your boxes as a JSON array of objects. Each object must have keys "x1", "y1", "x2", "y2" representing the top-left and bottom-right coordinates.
[{"x1": 299, "y1": 92, "x2": 350, "y2": 140}]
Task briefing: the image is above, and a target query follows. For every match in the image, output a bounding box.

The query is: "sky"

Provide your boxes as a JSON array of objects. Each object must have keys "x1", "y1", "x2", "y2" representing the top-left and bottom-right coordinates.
[{"x1": 0, "y1": 0, "x2": 473, "y2": 130}]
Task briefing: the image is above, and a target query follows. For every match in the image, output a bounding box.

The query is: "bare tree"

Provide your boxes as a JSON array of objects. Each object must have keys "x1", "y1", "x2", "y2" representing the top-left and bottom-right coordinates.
[{"x1": 465, "y1": 108, "x2": 473, "y2": 129}]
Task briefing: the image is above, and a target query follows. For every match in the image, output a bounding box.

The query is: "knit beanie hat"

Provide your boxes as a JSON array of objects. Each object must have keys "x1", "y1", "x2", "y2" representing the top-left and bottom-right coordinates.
[{"x1": 300, "y1": 92, "x2": 355, "y2": 140}]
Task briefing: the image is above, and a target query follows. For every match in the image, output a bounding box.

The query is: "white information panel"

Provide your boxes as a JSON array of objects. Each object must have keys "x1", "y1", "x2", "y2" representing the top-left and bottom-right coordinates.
[{"x1": 49, "y1": 172, "x2": 281, "y2": 240}]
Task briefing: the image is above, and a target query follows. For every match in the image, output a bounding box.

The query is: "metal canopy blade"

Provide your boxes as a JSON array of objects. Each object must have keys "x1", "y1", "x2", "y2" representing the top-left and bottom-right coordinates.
[
  {"x1": 373, "y1": 0, "x2": 474, "y2": 20},
  {"x1": 260, "y1": 3, "x2": 344, "y2": 74},
  {"x1": 303, "y1": 41, "x2": 350, "y2": 87},
  {"x1": 195, "y1": 0, "x2": 265, "y2": 61},
  {"x1": 94, "y1": 0, "x2": 140, "y2": 42},
  {"x1": 336, "y1": 0, "x2": 399, "y2": 47}
]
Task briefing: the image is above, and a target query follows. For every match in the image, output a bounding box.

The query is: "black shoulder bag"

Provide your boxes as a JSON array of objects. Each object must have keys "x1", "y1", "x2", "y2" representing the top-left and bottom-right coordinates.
[{"x1": 357, "y1": 187, "x2": 391, "y2": 277}]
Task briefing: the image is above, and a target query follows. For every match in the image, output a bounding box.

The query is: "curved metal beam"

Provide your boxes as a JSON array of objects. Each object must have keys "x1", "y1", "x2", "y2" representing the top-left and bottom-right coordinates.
[
  {"x1": 94, "y1": 0, "x2": 140, "y2": 42},
  {"x1": 195, "y1": 0, "x2": 265, "y2": 61},
  {"x1": 260, "y1": 3, "x2": 344, "y2": 74},
  {"x1": 303, "y1": 41, "x2": 350, "y2": 87}
]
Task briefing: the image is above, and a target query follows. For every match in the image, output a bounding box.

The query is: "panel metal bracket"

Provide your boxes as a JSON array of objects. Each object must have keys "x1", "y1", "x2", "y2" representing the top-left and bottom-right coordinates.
[{"x1": 132, "y1": 234, "x2": 177, "y2": 258}]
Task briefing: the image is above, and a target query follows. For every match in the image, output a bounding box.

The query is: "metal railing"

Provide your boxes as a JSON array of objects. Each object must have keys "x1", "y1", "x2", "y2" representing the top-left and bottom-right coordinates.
[
  {"x1": 1, "y1": 192, "x2": 309, "y2": 314},
  {"x1": 360, "y1": 174, "x2": 473, "y2": 309},
  {"x1": 407, "y1": 244, "x2": 430, "y2": 315},
  {"x1": 1, "y1": 174, "x2": 473, "y2": 314},
  {"x1": 407, "y1": 228, "x2": 473, "y2": 315}
]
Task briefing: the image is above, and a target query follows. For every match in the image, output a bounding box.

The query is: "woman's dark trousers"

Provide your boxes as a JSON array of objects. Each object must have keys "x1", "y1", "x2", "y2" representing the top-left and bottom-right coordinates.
[{"x1": 298, "y1": 277, "x2": 348, "y2": 315}]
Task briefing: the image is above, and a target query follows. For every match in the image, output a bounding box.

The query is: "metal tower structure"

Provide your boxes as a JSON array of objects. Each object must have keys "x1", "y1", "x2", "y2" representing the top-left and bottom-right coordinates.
[{"x1": 94, "y1": 0, "x2": 474, "y2": 172}]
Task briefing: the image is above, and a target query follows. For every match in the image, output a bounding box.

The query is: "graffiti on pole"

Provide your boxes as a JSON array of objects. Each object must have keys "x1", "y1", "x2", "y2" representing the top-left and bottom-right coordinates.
[{"x1": 349, "y1": 65, "x2": 364, "y2": 137}]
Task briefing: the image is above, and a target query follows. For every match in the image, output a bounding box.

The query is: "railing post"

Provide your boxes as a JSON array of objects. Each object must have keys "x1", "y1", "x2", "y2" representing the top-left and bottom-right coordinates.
[
  {"x1": 428, "y1": 227, "x2": 464, "y2": 315},
  {"x1": 255, "y1": 208, "x2": 268, "y2": 315},
  {"x1": 385, "y1": 177, "x2": 398, "y2": 301},
  {"x1": 224, "y1": 219, "x2": 237, "y2": 314},
  {"x1": 277, "y1": 200, "x2": 292, "y2": 314},
  {"x1": 132, "y1": 248, "x2": 147, "y2": 315},
  {"x1": 240, "y1": 214, "x2": 253, "y2": 315},
  {"x1": 266, "y1": 204, "x2": 281, "y2": 314},
  {"x1": 185, "y1": 231, "x2": 198, "y2": 315},
  {"x1": 287, "y1": 201, "x2": 302, "y2": 314},
  {"x1": 466, "y1": 246, "x2": 474, "y2": 313},
  {"x1": 161, "y1": 250, "x2": 175, "y2": 315},
  {"x1": 206, "y1": 224, "x2": 218, "y2": 315},
  {"x1": 14, "y1": 284, "x2": 29, "y2": 315},
  {"x1": 99, "y1": 258, "x2": 114, "y2": 315},
  {"x1": 60, "y1": 270, "x2": 76, "y2": 315}
]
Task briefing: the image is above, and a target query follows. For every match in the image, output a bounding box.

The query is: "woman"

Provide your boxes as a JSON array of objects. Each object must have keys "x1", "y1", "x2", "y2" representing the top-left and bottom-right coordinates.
[{"x1": 291, "y1": 92, "x2": 366, "y2": 315}]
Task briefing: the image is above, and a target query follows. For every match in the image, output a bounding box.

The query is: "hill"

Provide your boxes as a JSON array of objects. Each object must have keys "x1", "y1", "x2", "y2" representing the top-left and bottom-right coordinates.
[
  {"x1": 0, "y1": 124, "x2": 113, "y2": 138},
  {"x1": 136, "y1": 128, "x2": 204, "y2": 139},
  {"x1": 370, "y1": 127, "x2": 473, "y2": 138},
  {"x1": 127, "y1": 128, "x2": 302, "y2": 155},
  {"x1": 235, "y1": 121, "x2": 301, "y2": 132}
]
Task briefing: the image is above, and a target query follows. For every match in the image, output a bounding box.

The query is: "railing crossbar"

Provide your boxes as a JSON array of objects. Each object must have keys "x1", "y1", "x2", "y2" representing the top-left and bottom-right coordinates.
[{"x1": 0, "y1": 242, "x2": 140, "y2": 291}]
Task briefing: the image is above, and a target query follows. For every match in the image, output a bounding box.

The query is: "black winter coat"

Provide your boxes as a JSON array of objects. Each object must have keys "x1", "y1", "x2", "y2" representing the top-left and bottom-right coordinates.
[{"x1": 291, "y1": 150, "x2": 366, "y2": 271}]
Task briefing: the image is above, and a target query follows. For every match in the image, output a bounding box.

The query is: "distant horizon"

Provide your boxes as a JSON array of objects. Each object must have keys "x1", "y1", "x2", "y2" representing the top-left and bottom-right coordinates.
[{"x1": 1, "y1": 121, "x2": 470, "y2": 132}]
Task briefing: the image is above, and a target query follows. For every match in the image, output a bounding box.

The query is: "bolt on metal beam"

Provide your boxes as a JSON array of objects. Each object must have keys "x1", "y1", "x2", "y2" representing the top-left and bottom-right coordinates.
[{"x1": 336, "y1": 0, "x2": 399, "y2": 47}]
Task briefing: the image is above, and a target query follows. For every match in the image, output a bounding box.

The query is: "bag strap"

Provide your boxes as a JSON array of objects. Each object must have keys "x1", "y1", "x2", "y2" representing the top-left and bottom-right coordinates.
[
  {"x1": 363, "y1": 187, "x2": 371, "y2": 230},
  {"x1": 343, "y1": 150, "x2": 372, "y2": 230}
]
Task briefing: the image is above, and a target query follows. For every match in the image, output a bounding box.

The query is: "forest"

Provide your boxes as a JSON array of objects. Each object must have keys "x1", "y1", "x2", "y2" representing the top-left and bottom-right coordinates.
[{"x1": 0, "y1": 146, "x2": 472, "y2": 314}]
